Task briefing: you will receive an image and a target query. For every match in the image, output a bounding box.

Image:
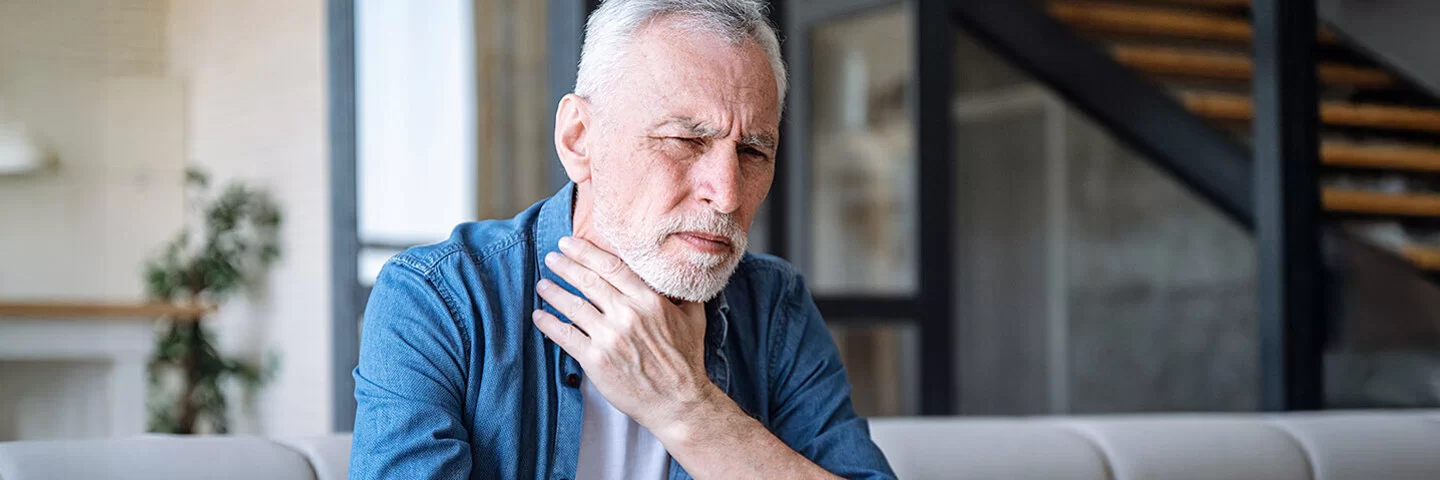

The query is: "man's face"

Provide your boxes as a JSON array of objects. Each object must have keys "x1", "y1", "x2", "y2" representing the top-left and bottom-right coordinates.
[{"x1": 586, "y1": 19, "x2": 781, "y2": 302}]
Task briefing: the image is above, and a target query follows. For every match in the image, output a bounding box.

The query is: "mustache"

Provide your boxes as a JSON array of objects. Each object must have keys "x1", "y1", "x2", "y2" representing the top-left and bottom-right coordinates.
[{"x1": 654, "y1": 213, "x2": 746, "y2": 246}]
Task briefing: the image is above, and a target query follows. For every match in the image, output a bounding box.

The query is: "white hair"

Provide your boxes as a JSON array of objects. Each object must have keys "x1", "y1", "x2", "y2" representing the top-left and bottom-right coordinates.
[{"x1": 574, "y1": 0, "x2": 788, "y2": 112}]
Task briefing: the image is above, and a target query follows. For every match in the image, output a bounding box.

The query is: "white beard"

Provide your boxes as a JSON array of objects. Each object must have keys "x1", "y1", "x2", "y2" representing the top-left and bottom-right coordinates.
[{"x1": 590, "y1": 190, "x2": 747, "y2": 303}]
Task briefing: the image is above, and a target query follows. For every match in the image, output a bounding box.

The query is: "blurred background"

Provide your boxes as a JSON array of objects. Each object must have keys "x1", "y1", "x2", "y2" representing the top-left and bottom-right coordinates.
[{"x1": 2, "y1": 0, "x2": 1439, "y2": 442}]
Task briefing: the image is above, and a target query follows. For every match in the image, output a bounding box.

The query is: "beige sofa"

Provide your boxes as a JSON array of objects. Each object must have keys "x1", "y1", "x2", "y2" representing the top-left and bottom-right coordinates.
[{"x1": 2, "y1": 410, "x2": 1438, "y2": 479}]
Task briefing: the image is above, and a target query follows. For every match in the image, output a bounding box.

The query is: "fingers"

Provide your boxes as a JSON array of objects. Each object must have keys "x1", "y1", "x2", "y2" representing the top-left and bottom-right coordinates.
[
  {"x1": 545, "y1": 250, "x2": 621, "y2": 312},
  {"x1": 677, "y1": 300, "x2": 708, "y2": 331},
  {"x1": 678, "y1": 300, "x2": 705, "y2": 319},
  {"x1": 532, "y1": 309, "x2": 589, "y2": 358},
  {"x1": 537, "y1": 278, "x2": 602, "y2": 331},
  {"x1": 558, "y1": 236, "x2": 653, "y2": 298}
]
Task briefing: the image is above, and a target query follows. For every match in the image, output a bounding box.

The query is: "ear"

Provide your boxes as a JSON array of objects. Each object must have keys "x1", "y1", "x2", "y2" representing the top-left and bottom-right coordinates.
[{"x1": 553, "y1": 94, "x2": 594, "y2": 184}]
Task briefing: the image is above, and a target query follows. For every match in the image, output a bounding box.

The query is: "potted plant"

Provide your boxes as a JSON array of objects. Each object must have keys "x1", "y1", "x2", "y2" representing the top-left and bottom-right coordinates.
[{"x1": 142, "y1": 168, "x2": 282, "y2": 434}]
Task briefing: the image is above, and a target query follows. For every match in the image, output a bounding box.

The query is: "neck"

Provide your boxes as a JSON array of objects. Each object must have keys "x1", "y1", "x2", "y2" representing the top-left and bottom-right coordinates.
[
  {"x1": 571, "y1": 182, "x2": 685, "y2": 305},
  {"x1": 569, "y1": 182, "x2": 611, "y2": 252}
]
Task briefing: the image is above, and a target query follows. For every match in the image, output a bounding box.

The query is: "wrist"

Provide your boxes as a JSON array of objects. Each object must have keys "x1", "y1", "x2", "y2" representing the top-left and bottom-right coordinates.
[{"x1": 648, "y1": 382, "x2": 735, "y2": 448}]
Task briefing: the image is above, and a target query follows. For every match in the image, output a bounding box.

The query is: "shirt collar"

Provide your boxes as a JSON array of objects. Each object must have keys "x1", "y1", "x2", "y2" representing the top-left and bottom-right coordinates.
[
  {"x1": 533, "y1": 182, "x2": 731, "y2": 349},
  {"x1": 708, "y1": 291, "x2": 730, "y2": 351},
  {"x1": 534, "y1": 182, "x2": 576, "y2": 280}
]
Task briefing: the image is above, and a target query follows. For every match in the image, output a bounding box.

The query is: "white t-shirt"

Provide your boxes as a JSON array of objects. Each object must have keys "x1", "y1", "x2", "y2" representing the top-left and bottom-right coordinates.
[{"x1": 575, "y1": 374, "x2": 671, "y2": 480}]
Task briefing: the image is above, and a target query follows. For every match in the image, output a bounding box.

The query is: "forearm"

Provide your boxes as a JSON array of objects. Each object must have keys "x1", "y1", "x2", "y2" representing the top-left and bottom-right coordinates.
[{"x1": 653, "y1": 385, "x2": 840, "y2": 480}]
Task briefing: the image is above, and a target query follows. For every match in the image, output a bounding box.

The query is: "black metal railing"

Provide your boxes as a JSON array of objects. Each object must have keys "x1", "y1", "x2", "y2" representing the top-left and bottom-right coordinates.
[
  {"x1": 1251, "y1": 0, "x2": 1326, "y2": 411},
  {"x1": 944, "y1": 0, "x2": 1326, "y2": 410}
]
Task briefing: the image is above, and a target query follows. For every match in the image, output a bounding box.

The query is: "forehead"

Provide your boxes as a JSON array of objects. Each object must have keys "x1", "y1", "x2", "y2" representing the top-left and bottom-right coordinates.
[{"x1": 609, "y1": 19, "x2": 781, "y2": 129}]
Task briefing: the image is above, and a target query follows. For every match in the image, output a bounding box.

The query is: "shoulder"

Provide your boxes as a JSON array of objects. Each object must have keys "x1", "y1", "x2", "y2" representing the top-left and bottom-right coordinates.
[
  {"x1": 738, "y1": 251, "x2": 799, "y2": 276},
  {"x1": 730, "y1": 252, "x2": 807, "y2": 298},
  {"x1": 722, "y1": 252, "x2": 817, "y2": 325},
  {"x1": 386, "y1": 203, "x2": 543, "y2": 279},
  {"x1": 367, "y1": 202, "x2": 545, "y2": 346}
]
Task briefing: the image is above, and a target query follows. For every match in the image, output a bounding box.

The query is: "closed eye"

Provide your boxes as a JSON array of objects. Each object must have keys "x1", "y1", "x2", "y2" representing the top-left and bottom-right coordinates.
[{"x1": 741, "y1": 147, "x2": 770, "y2": 161}]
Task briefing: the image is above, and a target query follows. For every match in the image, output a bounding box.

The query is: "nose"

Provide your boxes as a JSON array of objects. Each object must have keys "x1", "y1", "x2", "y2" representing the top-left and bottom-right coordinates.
[{"x1": 694, "y1": 145, "x2": 742, "y2": 214}]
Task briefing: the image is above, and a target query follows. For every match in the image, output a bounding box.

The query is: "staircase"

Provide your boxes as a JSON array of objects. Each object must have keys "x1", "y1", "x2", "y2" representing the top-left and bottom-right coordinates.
[{"x1": 1048, "y1": 0, "x2": 1440, "y2": 273}]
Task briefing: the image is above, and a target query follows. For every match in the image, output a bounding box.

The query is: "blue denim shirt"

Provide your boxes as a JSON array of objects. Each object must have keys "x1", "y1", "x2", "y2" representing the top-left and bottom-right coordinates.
[{"x1": 351, "y1": 184, "x2": 895, "y2": 479}]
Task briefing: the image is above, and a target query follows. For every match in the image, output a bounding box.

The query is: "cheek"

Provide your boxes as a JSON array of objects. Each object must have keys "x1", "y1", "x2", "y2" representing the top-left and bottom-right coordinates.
[
  {"x1": 748, "y1": 163, "x2": 775, "y2": 196},
  {"x1": 737, "y1": 164, "x2": 775, "y2": 226},
  {"x1": 744, "y1": 161, "x2": 775, "y2": 196},
  {"x1": 608, "y1": 151, "x2": 690, "y2": 217},
  {"x1": 598, "y1": 140, "x2": 674, "y2": 186}
]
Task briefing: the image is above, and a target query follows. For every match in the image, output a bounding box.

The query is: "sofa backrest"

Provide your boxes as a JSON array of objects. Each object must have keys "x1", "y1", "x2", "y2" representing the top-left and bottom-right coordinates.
[
  {"x1": 276, "y1": 435, "x2": 351, "y2": 480},
  {"x1": 4, "y1": 410, "x2": 1439, "y2": 480},
  {"x1": 869, "y1": 411, "x2": 1440, "y2": 480},
  {"x1": 0, "y1": 435, "x2": 316, "y2": 480},
  {"x1": 868, "y1": 417, "x2": 1109, "y2": 479}
]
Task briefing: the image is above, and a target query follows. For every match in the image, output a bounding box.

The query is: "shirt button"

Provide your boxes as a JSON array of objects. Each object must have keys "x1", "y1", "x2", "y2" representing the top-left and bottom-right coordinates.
[{"x1": 565, "y1": 373, "x2": 581, "y2": 388}]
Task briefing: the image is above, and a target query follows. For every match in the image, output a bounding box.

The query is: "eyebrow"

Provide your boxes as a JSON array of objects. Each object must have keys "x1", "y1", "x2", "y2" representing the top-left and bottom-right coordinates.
[
  {"x1": 741, "y1": 132, "x2": 779, "y2": 151},
  {"x1": 651, "y1": 116, "x2": 778, "y2": 151}
]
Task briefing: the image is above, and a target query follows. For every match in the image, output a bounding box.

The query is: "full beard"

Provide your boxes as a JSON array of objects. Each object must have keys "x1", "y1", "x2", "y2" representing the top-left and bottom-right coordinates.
[{"x1": 591, "y1": 191, "x2": 747, "y2": 303}]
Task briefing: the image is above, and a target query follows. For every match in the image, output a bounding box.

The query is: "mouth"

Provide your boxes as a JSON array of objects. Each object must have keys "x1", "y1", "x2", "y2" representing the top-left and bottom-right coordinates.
[{"x1": 672, "y1": 231, "x2": 733, "y2": 254}]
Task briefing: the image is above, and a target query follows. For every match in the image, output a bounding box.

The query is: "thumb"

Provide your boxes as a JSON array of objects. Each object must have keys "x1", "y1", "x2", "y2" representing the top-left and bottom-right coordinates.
[{"x1": 679, "y1": 301, "x2": 706, "y2": 323}]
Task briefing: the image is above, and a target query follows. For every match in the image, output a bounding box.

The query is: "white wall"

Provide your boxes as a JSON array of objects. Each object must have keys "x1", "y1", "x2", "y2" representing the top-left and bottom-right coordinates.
[
  {"x1": 0, "y1": 0, "x2": 188, "y2": 442},
  {"x1": 0, "y1": 0, "x2": 184, "y2": 300},
  {"x1": 167, "y1": 0, "x2": 333, "y2": 436},
  {"x1": 0, "y1": 0, "x2": 334, "y2": 439}
]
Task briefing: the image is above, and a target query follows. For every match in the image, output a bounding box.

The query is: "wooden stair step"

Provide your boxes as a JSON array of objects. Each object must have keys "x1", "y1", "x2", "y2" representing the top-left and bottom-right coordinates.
[
  {"x1": 1137, "y1": 0, "x2": 1251, "y2": 7},
  {"x1": 1322, "y1": 142, "x2": 1440, "y2": 172},
  {"x1": 1049, "y1": 2, "x2": 1336, "y2": 44},
  {"x1": 1182, "y1": 92, "x2": 1440, "y2": 133},
  {"x1": 1111, "y1": 46, "x2": 1394, "y2": 88},
  {"x1": 1324, "y1": 189, "x2": 1440, "y2": 217},
  {"x1": 1402, "y1": 245, "x2": 1440, "y2": 271}
]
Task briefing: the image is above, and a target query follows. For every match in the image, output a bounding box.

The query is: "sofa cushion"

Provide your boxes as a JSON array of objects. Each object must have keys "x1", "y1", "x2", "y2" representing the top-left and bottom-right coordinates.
[
  {"x1": 277, "y1": 434, "x2": 352, "y2": 480},
  {"x1": 869, "y1": 417, "x2": 1109, "y2": 480},
  {"x1": 1057, "y1": 415, "x2": 1313, "y2": 480},
  {"x1": 0, "y1": 435, "x2": 315, "y2": 480},
  {"x1": 1268, "y1": 411, "x2": 1440, "y2": 480}
]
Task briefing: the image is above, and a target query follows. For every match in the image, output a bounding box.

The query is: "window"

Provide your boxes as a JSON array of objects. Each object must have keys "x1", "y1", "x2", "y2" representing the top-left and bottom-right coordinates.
[{"x1": 356, "y1": 0, "x2": 477, "y2": 284}]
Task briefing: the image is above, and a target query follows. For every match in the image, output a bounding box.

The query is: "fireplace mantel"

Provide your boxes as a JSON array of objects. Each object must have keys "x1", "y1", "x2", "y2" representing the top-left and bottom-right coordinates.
[{"x1": 0, "y1": 301, "x2": 209, "y2": 441}]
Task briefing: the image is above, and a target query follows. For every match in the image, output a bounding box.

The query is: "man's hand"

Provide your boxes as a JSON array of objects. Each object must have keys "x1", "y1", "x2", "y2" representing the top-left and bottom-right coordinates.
[
  {"x1": 531, "y1": 236, "x2": 721, "y2": 431},
  {"x1": 532, "y1": 236, "x2": 840, "y2": 479}
]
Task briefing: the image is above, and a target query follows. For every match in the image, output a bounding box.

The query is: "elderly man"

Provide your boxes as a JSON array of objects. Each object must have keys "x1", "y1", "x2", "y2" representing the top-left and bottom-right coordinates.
[{"x1": 350, "y1": 0, "x2": 895, "y2": 478}]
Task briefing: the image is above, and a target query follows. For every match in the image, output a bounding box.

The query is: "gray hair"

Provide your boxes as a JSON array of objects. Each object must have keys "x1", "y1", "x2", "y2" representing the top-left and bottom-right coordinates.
[{"x1": 574, "y1": 0, "x2": 788, "y2": 112}]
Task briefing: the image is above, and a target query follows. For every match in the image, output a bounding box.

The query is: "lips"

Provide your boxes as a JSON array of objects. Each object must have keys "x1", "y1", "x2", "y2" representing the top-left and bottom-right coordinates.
[
  {"x1": 679, "y1": 231, "x2": 730, "y2": 245},
  {"x1": 673, "y1": 231, "x2": 734, "y2": 253}
]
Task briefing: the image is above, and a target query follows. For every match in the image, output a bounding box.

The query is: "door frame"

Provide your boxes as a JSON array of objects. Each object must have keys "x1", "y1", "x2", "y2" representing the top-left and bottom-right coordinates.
[{"x1": 777, "y1": 0, "x2": 957, "y2": 415}]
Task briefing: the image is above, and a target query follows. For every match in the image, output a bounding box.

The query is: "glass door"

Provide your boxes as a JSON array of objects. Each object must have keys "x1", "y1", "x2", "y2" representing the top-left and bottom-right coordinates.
[{"x1": 779, "y1": 0, "x2": 954, "y2": 416}]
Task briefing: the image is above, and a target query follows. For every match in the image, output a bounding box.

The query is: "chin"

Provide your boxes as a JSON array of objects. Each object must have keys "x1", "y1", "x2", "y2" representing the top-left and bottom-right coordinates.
[{"x1": 634, "y1": 250, "x2": 743, "y2": 303}]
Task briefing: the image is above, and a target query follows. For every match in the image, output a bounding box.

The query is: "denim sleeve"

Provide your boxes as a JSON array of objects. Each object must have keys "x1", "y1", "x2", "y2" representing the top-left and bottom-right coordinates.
[
  {"x1": 768, "y1": 273, "x2": 898, "y2": 480},
  {"x1": 350, "y1": 260, "x2": 472, "y2": 479}
]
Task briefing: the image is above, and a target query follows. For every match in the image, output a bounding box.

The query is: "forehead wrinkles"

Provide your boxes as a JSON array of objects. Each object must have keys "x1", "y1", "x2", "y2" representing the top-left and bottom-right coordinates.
[
  {"x1": 642, "y1": 39, "x2": 734, "y2": 101},
  {"x1": 629, "y1": 23, "x2": 770, "y2": 103},
  {"x1": 649, "y1": 114, "x2": 777, "y2": 152},
  {"x1": 603, "y1": 25, "x2": 779, "y2": 143}
]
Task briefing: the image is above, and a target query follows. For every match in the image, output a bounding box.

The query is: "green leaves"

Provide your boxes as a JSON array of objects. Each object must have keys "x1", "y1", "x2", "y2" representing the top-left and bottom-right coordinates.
[
  {"x1": 145, "y1": 168, "x2": 283, "y2": 303},
  {"x1": 143, "y1": 167, "x2": 283, "y2": 434}
]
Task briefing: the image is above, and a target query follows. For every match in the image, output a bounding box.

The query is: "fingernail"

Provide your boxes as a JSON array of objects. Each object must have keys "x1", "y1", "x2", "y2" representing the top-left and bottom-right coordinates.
[
  {"x1": 558, "y1": 236, "x2": 573, "y2": 250},
  {"x1": 545, "y1": 251, "x2": 559, "y2": 265},
  {"x1": 532, "y1": 309, "x2": 543, "y2": 320},
  {"x1": 537, "y1": 279, "x2": 553, "y2": 291}
]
